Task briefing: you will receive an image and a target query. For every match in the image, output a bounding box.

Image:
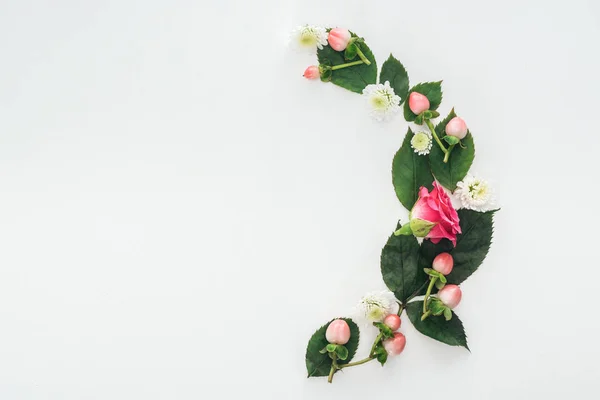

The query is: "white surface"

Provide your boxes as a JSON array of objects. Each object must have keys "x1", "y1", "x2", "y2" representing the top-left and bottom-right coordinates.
[{"x1": 1, "y1": 0, "x2": 599, "y2": 399}]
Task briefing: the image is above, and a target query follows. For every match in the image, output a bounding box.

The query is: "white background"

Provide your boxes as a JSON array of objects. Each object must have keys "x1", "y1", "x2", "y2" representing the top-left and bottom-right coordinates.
[{"x1": 1, "y1": 0, "x2": 599, "y2": 399}]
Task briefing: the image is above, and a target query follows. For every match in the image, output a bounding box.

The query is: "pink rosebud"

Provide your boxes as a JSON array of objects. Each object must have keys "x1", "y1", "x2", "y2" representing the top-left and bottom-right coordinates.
[
  {"x1": 325, "y1": 319, "x2": 351, "y2": 345},
  {"x1": 445, "y1": 117, "x2": 468, "y2": 140},
  {"x1": 383, "y1": 332, "x2": 406, "y2": 356},
  {"x1": 411, "y1": 182, "x2": 461, "y2": 246},
  {"x1": 383, "y1": 314, "x2": 401, "y2": 331},
  {"x1": 408, "y1": 92, "x2": 430, "y2": 115},
  {"x1": 437, "y1": 285, "x2": 462, "y2": 309},
  {"x1": 327, "y1": 28, "x2": 352, "y2": 51},
  {"x1": 303, "y1": 65, "x2": 320, "y2": 80},
  {"x1": 432, "y1": 252, "x2": 454, "y2": 275}
]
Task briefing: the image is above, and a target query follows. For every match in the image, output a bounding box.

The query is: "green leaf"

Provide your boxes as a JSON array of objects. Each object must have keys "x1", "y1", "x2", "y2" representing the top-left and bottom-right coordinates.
[
  {"x1": 335, "y1": 345, "x2": 349, "y2": 360},
  {"x1": 381, "y1": 223, "x2": 428, "y2": 303},
  {"x1": 305, "y1": 318, "x2": 360, "y2": 377},
  {"x1": 317, "y1": 33, "x2": 377, "y2": 94},
  {"x1": 345, "y1": 42, "x2": 358, "y2": 60},
  {"x1": 419, "y1": 209, "x2": 496, "y2": 285},
  {"x1": 379, "y1": 54, "x2": 409, "y2": 104},
  {"x1": 375, "y1": 345, "x2": 388, "y2": 366},
  {"x1": 429, "y1": 109, "x2": 475, "y2": 190},
  {"x1": 403, "y1": 81, "x2": 443, "y2": 122},
  {"x1": 443, "y1": 135, "x2": 460, "y2": 145},
  {"x1": 374, "y1": 322, "x2": 394, "y2": 339},
  {"x1": 406, "y1": 301, "x2": 469, "y2": 349},
  {"x1": 446, "y1": 209, "x2": 496, "y2": 284},
  {"x1": 444, "y1": 308, "x2": 453, "y2": 321},
  {"x1": 391, "y1": 128, "x2": 435, "y2": 210}
]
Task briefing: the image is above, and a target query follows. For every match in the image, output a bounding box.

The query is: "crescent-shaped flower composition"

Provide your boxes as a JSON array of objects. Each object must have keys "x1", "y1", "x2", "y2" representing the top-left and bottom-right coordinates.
[{"x1": 295, "y1": 25, "x2": 498, "y2": 384}]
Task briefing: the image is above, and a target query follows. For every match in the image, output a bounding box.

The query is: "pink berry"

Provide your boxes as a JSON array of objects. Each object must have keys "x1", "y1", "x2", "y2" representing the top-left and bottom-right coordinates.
[
  {"x1": 303, "y1": 65, "x2": 320, "y2": 80},
  {"x1": 438, "y1": 285, "x2": 462, "y2": 309},
  {"x1": 383, "y1": 332, "x2": 406, "y2": 356},
  {"x1": 383, "y1": 314, "x2": 401, "y2": 331},
  {"x1": 328, "y1": 28, "x2": 352, "y2": 51},
  {"x1": 445, "y1": 117, "x2": 468, "y2": 140},
  {"x1": 408, "y1": 92, "x2": 430, "y2": 115},
  {"x1": 325, "y1": 319, "x2": 351, "y2": 345},
  {"x1": 432, "y1": 253, "x2": 454, "y2": 275}
]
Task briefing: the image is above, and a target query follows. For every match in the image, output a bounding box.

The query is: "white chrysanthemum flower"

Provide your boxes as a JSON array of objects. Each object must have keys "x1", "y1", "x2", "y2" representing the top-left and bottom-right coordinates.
[
  {"x1": 455, "y1": 175, "x2": 495, "y2": 212},
  {"x1": 356, "y1": 290, "x2": 397, "y2": 322},
  {"x1": 362, "y1": 81, "x2": 402, "y2": 122},
  {"x1": 411, "y1": 131, "x2": 433, "y2": 155},
  {"x1": 290, "y1": 25, "x2": 328, "y2": 52}
]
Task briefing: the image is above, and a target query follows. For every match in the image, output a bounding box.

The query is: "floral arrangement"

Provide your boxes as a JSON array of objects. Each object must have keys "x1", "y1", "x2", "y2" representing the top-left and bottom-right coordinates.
[{"x1": 292, "y1": 25, "x2": 498, "y2": 383}]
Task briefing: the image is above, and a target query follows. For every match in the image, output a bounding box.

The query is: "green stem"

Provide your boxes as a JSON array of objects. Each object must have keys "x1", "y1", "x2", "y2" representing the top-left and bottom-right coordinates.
[
  {"x1": 443, "y1": 144, "x2": 455, "y2": 163},
  {"x1": 369, "y1": 332, "x2": 383, "y2": 356},
  {"x1": 397, "y1": 302, "x2": 404, "y2": 316},
  {"x1": 330, "y1": 60, "x2": 365, "y2": 70},
  {"x1": 327, "y1": 353, "x2": 338, "y2": 383},
  {"x1": 339, "y1": 356, "x2": 375, "y2": 369},
  {"x1": 355, "y1": 47, "x2": 371, "y2": 65},
  {"x1": 425, "y1": 119, "x2": 448, "y2": 155},
  {"x1": 422, "y1": 276, "x2": 438, "y2": 314},
  {"x1": 421, "y1": 310, "x2": 432, "y2": 321}
]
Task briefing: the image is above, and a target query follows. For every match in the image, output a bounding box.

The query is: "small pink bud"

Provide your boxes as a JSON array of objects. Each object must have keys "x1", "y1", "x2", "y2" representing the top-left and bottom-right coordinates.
[
  {"x1": 432, "y1": 253, "x2": 454, "y2": 275},
  {"x1": 325, "y1": 319, "x2": 351, "y2": 345},
  {"x1": 438, "y1": 284, "x2": 462, "y2": 309},
  {"x1": 327, "y1": 28, "x2": 352, "y2": 51},
  {"x1": 445, "y1": 117, "x2": 468, "y2": 140},
  {"x1": 408, "y1": 92, "x2": 430, "y2": 115},
  {"x1": 303, "y1": 65, "x2": 320, "y2": 80},
  {"x1": 383, "y1": 332, "x2": 406, "y2": 356},
  {"x1": 383, "y1": 314, "x2": 401, "y2": 331}
]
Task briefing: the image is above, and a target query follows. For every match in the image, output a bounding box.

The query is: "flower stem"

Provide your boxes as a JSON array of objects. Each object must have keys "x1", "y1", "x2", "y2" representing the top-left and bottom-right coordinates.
[
  {"x1": 330, "y1": 60, "x2": 365, "y2": 70},
  {"x1": 422, "y1": 276, "x2": 438, "y2": 314},
  {"x1": 443, "y1": 144, "x2": 455, "y2": 163},
  {"x1": 425, "y1": 119, "x2": 448, "y2": 155},
  {"x1": 327, "y1": 353, "x2": 338, "y2": 383},
  {"x1": 355, "y1": 47, "x2": 371, "y2": 65},
  {"x1": 421, "y1": 310, "x2": 432, "y2": 321},
  {"x1": 339, "y1": 356, "x2": 375, "y2": 369},
  {"x1": 369, "y1": 332, "x2": 384, "y2": 356}
]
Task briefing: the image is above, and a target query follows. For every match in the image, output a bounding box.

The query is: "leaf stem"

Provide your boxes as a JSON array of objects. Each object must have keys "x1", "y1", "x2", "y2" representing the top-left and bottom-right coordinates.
[
  {"x1": 369, "y1": 332, "x2": 384, "y2": 356},
  {"x1": 339, "y1": 356, "x2": 375, "y2": 369},
  {"x1": 425, "y1": 119, "x2": 448, "y2": 155},
  {"x1": 355, "y1": 47, "x2": 371, "y2": 65},
  {"x1": 443, "y1": 144, "x2": 455, "y2": 163},
  {"x1": 327, "y1": 353, "x2": 338, "y2": 383},
  {"x1": 422, "y1": 276, "x2": 438, "y2": 314},
  {"x1": 330, "y1": 60, "x2": 365, "y2": 71}
]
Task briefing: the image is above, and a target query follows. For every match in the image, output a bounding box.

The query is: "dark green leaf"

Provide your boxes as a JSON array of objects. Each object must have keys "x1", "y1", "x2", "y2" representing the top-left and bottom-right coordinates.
[
  {"x1": 419, "y1": 210, "x2": 495, "y2": 285},
  {"x1": 317, "y1": 32, "x2": 377, "y2": 93},
  {"x1": 391, "y1": 128, "x2": 434, "y2": 210},
  {"x1": 445, "y1": 209, "x2": 496, "y2": 284},
  {"x1": 379, "y1": 54, "x2": 409, "y2": 104},
  {"x1": 429, "y1": 109, "x2": 475, "y2": 190},
  {"x1": 381, "y1": 223, "x2": 428, "y2": 303},
  {"x1": 406, "y1": 301, "x2": 469, "y2": 349},
  {"x1": 403, "y1": 81, "x2": 443, "y2": 122},
  {"x1": 305, "y1": 318, "x2": 360, "y2": 377}
]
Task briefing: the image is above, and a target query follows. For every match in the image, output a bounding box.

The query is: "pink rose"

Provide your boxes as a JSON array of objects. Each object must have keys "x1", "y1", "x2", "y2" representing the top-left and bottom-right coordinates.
[{"x1": 411, "y1": 182, "x2": 461, "y2": 246}]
